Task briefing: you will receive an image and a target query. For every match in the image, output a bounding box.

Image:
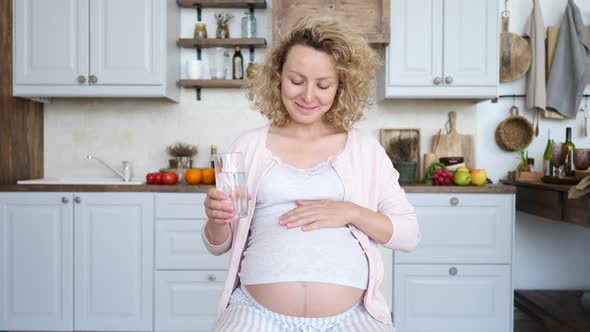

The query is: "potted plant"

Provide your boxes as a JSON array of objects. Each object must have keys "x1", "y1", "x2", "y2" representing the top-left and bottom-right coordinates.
[
  {"x1": 390, "y1": 137, "x2": 418, "y2": 184},
  {"x1": 166, "y1": 142, "x2": 198, "y2": 169}
]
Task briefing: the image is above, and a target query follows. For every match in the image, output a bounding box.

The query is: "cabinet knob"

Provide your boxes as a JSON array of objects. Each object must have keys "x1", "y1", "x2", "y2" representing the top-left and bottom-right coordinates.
[
  {"x1": 207, "y1": 274, "x2": 216, "y2": 282},
  {"x1": 445, "y1": 76, "x2": 454, "y2": 84},
  {"x1": 433, "y1": 76, "x2": 442, "y2": 85},
  {"x1": 77, "y1": 75, "x2": 86, "y2": 84},
  {"x1": 61, "y1": 196, "x2": 69, "y2": 204},
  {"x1": 449, "y1": 266, "x2": 458, "y2": 276},
  {"x1": 89, "y1": 75, "x2": 98, "y2": 84},
  {"x1": 74, "y1": 196, "x2": 82, "y2": 204},
  {"x1": 450, "y1": 197, "x2": 459, "y2": 206}
]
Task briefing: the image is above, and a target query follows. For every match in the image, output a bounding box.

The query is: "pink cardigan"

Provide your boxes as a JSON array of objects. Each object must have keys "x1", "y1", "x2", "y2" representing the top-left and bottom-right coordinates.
[{"x1": 201, "y1": 124, "x2": 420, "y2": 324}]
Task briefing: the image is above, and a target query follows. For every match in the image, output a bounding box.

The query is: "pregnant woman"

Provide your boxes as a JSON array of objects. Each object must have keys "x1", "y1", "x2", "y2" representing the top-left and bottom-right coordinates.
[{"x1": 203, "y1": 15, "x2": 420, "y2": 332}]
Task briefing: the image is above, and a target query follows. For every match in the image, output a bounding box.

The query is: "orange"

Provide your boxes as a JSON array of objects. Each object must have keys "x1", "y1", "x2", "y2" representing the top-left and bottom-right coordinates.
[
  {"x1": 184, "y1": 168, "x2": 202, "y2": 185},
  {"x1": 201, "y1": 167, "x2": 215, "y2": 185}
]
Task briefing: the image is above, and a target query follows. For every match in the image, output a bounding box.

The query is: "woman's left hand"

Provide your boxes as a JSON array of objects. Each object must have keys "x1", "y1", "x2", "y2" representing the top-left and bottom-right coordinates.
[{"x1": 279, "y1": 200, "x2": 360, "y2": 231}]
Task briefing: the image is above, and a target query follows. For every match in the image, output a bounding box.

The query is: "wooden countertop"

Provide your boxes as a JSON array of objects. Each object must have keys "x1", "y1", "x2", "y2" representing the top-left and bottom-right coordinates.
[
  {"x1": 499, "y1": 179, "x2": 573, "y2": 192},
  {"x1": 0, "y1": 183, "x2": 515, "y2": 194}
]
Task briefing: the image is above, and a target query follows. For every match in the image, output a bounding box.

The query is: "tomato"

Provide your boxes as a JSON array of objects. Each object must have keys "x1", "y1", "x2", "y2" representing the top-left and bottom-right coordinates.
[
  {"x1": 146, "y1": 173, "x2": 155, "y2": 184},
  {"x1": 161, "y1": 172, "x2": 178, "y2": 185},
  {"x1": 153, "y1": 172, "x2": 163, "y2": 185}
]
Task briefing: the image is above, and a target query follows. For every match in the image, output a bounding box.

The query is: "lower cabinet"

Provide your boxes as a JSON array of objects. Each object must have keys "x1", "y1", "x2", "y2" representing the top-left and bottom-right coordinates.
[
  {"x1": 394, "y1": 193, "x2": 515, "y2": 332},
  {"x1": 154, "y1": 193, "x2": 228, "y2": 332},
  {"x1": 155, "y1": 271, "x2": 226, "y2": 332},
  {"x1": 0, "y1": 192, "x2": 154, "y2": 332}
]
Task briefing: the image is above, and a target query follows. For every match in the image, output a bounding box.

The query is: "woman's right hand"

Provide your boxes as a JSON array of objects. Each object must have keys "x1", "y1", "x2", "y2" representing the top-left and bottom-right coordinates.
[{"x1": 204, "y1": 187, "x2": 235, "y2": 225}]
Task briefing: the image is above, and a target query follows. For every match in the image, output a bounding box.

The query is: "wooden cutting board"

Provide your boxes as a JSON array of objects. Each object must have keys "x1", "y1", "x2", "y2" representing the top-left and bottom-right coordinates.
[{"x1": 432, "y1": 112, "x2": 475, "y2": 169}]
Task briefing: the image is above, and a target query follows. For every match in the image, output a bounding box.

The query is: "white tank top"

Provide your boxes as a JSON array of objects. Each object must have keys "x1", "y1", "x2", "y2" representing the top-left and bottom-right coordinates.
[{"x1": 239, "y1": 157, "x2": 369, "y2": 290}]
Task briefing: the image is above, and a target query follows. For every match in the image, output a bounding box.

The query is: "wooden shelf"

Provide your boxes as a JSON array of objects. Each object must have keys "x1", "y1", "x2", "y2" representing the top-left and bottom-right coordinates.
[
  {"x1": 177, "y1": 38, "x2": 266, "y2": 48},
  {"x1": 177, "y1": 0, "x2": 266, "y2": 9},
  {"x1": 180, "y1": 79, "x2": 251, "y2": 88}
]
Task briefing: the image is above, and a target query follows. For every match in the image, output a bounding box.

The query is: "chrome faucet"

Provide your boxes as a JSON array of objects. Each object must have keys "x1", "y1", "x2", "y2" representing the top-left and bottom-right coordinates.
[{"x1": 87, "y1": 155, "x2": 132, "y2": 182}]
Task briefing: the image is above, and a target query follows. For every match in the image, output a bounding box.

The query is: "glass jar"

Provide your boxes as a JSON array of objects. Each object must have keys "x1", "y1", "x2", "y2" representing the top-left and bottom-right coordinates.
[
  {"x1": 216, "y1": 23, "x2": 229, "y2": 39},
  {"x1": 193, "y1": 23, "x2": 207, "y2": 39},
  {"x1": 209, "y1": 47, "x2": 227, "y2": 79},
  {"x1": 241, "y1": 12, "x2": 256, "y2": 38}
]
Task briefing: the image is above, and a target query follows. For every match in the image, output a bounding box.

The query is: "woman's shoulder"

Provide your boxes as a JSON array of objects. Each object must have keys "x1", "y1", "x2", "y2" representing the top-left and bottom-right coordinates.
[
  {"x1": 228, "y1": 123, "x2": 270, "y2": 152},
  {"x1": 348, "y1": 127, "x2": 384, "y2": 151}
]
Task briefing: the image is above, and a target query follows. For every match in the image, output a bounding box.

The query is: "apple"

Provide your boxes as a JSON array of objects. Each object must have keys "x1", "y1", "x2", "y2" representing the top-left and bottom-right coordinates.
[
  {"x1": 470, "y1": 169, "x2": 487, "y2": 186},
  {"x1": 453, "y1": 171, "x2": 471, "y2": 186}
]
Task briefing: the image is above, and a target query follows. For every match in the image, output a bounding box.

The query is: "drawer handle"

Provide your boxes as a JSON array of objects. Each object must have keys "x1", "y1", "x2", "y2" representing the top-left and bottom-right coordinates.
[
  {"x1": 61, "y1": 196, "x2": 69, "y2": 204},
  {"x1": 207, "y1": 274, "x2": 216, "y2": 282},
  {"x1": 449, "y1": 267, "x2": 458, "y2": 276},
  {"x1": 450, "y1": 197, "x2": 459, "y2": 206},
  {"x1": 74, "y1": 196, "x2": 82, "y2": 204}
]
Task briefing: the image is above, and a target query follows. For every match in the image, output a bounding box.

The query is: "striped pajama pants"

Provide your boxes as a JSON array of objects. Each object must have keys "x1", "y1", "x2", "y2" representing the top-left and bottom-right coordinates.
[{"x1": 213, "y1": 286, "x2": 396, "y2": 332}]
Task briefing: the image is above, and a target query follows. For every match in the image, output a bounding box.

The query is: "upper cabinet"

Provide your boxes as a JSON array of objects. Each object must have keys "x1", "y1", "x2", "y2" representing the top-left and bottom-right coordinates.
[
  {"x1": 13, "y1": 0, "x2": 179, "y2": 101},
  {"x1": 378, "y1": 0, "x2": 499, "y2": 99}
]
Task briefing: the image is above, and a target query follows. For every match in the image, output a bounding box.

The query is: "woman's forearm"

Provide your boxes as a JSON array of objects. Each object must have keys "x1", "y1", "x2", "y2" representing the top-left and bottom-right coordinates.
[
  {"x1": 204, "y1": 221, "x2": 231, "y2": 245},
  {"x1": 349, "y1": 204, "x2": 393, "y2": 244}
]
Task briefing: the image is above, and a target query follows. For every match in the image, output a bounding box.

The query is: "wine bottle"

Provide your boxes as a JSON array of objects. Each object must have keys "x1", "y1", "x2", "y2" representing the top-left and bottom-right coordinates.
[
  {"x1": 210, "y1": 145, "x2": 217, "y2": 169},
  {"x1": 563, "y1": 127, "x2": 576, "y2": 176},
  {"x1": 543, "y1": 128, "x2": 554, "y2": 176},
  {"x1": 232, "y1": 46, "x2": 243, "y2": 80}
]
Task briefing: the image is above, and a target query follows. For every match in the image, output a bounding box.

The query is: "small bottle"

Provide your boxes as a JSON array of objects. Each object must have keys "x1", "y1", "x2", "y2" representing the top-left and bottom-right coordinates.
[
  {"x1": 563, "y1": 127, "x2": 576, "y2": 176},
  {"x1": 246, "y1": 62, "x2": 256, "y2": 79},
  {"x1": 210, "y1": 145, "x2": 217, "y2": 169},
  {"x1": 543, "y1": 128, "x2": 554, "y2": 177},
  {"x1": 527, "y1": 158, "x2": 535, "y2": 172},
  {"x1": 241, "y1": 12, "x2": 256, "y2": 38},
  {"x1": 232, "y1": 46, "x2": 244, "y2": 80}
]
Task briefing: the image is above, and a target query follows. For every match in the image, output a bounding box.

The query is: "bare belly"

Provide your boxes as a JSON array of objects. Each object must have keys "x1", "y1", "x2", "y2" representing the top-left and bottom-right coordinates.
[{"x1": 245, "y1": 282, "x2": 365, "y2": 318}]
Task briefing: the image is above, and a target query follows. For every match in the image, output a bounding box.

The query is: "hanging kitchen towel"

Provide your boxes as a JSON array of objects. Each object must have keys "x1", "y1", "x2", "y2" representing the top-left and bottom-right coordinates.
[
  {"x1": 546, "y1": 0, "x2": 590, "y2": 119},
  {"x1": 524, "y1": 0, "x2": 546, "y2": 111}
]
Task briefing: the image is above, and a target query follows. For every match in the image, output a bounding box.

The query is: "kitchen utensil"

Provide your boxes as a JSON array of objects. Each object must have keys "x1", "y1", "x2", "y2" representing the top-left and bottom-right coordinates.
[
  {"x1": 499, "y1": 6, "x2": 531, "y2": 82},
  {"x1": 495, "y1": 103, "x2": 534, "y2": 151},
  {"x1": 423, "y1": 153, "x2": 438, "y2": 178},
  {"x1": 432, "y1": 112, "x2": 475, "y2": 169},
  {"x1": 432, "y1": 128, "x2": 442, "y2": 154},
  {"x1": 535, "y1": 109, "x2": 540, "y2": 137}
]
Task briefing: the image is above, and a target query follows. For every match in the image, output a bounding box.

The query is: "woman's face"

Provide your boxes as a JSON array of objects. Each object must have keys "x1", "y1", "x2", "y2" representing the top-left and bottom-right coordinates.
[{"x1": 280, "y1": 45, "x2": 339, "y2": 126}]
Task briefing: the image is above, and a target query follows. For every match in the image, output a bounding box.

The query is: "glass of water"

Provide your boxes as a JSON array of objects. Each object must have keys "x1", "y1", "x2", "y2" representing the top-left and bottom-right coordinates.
[{"x1": 214, "y1": 152, "x2": 248, "y2": 218}]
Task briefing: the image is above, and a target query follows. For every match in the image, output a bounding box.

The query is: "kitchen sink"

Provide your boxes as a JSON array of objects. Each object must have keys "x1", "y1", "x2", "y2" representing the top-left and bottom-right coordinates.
[{"x1": 17, "y1": 178, "x2": 144, "y2": 185}]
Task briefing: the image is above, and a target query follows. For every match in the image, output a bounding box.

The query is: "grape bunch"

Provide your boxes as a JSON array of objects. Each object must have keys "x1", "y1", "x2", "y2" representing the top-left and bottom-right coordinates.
[{"x1": 432, "y1": 168, "x2": 454, "y2": 185}]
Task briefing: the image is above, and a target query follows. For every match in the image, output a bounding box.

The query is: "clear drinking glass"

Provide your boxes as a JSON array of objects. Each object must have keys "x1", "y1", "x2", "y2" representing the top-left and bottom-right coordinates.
[
  {"x1": 214, "y1": 152, "x2": 248, "y2": 218},
  {"x1": 209, "y1": 47, "x2": 227, "y2": 79}
]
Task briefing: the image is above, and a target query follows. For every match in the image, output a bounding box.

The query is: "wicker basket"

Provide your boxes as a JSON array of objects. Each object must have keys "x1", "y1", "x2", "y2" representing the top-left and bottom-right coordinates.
[{"x1": 495, "y1": 106, "x2": 534, "y2": 151}]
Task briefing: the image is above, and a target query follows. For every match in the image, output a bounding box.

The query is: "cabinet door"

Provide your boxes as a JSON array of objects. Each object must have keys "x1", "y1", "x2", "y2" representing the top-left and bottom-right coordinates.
[
  {"x1": 13, "y1": 0, "x2": 88, "y2": 85},
  {"x1": 74, "y1": 193, "x2": 153, "y2": 331},
  {"x1": 155, "y1": 271, "x2": 226, "y2": 332},
  {"x1": 0, "y1": 193, "x2": 73, "y2": 331},
  {"x1": 89, "y1": 0, "x2": 163, "y2": 85},
  {"x1": 388, "y1": 0, "x2": 443, "y2": 87},
  {"x1": 393, "y1": 264, "x2": 512, "y2": 332},
  {"x1": 398, "y1": 194, "x2": 514, "y2": 264},
  {"x1": 443, "y1": 0, "x2": 498, "y2": 86}
]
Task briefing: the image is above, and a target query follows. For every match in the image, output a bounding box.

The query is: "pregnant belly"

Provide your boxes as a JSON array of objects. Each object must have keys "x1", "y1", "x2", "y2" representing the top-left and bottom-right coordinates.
[{"x1": 245, "y1": 282, "x2": 365, "y2": 317}]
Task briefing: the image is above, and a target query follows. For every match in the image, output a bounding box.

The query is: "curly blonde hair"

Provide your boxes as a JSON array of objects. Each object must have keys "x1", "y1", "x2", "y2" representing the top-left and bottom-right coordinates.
[{"x1": 247, "y1": 15, "x2": 382, "y2": 130}]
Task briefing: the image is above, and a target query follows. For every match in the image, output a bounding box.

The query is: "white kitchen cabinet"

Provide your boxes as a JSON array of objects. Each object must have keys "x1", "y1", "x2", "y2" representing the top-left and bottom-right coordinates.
[
  {"x1": 391, "y1": 193, "x2": 514, "y2": 332},
  {"x1": 155, "y1": 270, "x2": 226, "y2": 332},
  {"x1": 378, "y1": 0, "x2": 499, "y2": 99},
  {"x1": 0, "y1": 192, "x2": 154, "y2": 332},
  {"x1": 0, "y1": 192, "x2": 73, "y2": 331},
  {"x1": 13, "y1": 0, "x2": 179, "y2": 101},
  {"x1": 393, "y1": 264, "x2": 511, "y2": 332},
  {"x1": 155, "y1": 193, "x2": 228, "y2": 332}
]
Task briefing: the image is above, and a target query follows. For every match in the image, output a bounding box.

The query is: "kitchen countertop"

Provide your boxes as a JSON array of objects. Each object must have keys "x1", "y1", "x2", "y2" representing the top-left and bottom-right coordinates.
[{"x1": 0, "y1": 183, "x2": 515, "y2": 193}]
